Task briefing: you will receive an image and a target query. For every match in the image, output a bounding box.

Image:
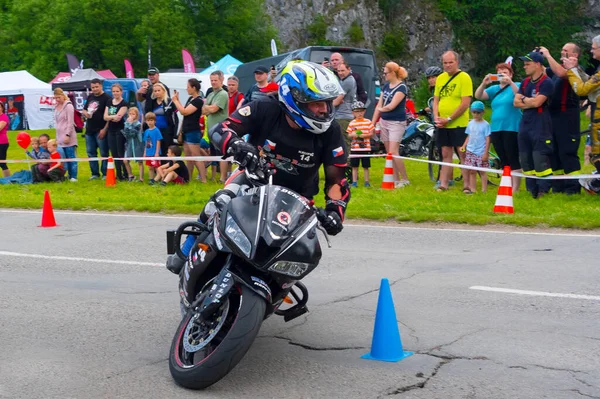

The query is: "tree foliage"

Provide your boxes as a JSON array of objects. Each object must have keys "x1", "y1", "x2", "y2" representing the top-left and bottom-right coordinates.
[
  {"x1": 436, "y1": 0, "x2": 588, "y2": 75},
  {"x1": 0, "y1": 0, "x2": 277, "y2": 81}
]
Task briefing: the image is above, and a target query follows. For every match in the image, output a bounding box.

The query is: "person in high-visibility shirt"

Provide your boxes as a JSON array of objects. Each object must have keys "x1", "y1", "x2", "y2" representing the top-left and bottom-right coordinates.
[{"x1": 564, "y1": 34, "x2": 600, "y2": 194}]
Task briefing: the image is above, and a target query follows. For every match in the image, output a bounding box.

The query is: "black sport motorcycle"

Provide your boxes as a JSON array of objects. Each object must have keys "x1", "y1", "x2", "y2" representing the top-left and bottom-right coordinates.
[{"x1": 166, "y1": 157, "x2": 332, "y2": 389}]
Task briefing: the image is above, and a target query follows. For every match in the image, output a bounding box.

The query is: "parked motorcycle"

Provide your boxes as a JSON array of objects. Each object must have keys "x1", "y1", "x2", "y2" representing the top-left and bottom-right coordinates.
[
  {"x1": 166, "y1": 156, "x2": 333, "y2": 390},
  {"x1": 399, "y1": 110, "x2": 435, "y2": 157}
]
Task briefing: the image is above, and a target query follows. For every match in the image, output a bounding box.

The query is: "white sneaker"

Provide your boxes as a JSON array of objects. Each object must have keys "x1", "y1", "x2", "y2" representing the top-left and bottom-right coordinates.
[
  {"x1": 69, "y1": 178, "x2": 78, "y2": 182},
  {"x1": 395, "y1": 180, "x2": 410, "y2": 188}
]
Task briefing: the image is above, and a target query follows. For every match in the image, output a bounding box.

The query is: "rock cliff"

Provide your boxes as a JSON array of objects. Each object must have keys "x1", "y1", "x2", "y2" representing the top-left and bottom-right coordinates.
[{"x1": 266, "y1": 0, "x2": 599, "y2": 77}]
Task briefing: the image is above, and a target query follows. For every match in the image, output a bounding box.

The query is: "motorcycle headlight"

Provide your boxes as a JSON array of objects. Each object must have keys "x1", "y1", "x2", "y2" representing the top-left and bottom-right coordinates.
[
  {"x1": 224, "y1": 214, "x2": 252, "y2": 258},
  {"x1": 268, "y1": 261, "x2": 312, "y2": 278}
]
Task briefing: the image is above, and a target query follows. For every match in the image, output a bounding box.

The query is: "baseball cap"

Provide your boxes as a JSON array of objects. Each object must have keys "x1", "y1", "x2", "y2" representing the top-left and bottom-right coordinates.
[
  {"x1": 351, "y1": 101, "x2": 367, "y2": 110},
  {"x1": 518, "y1": 52, "x2": 544, "y2": 64},
  {"x1": 254, "y1": 66, "x2": 269, "y2": 74},
  {"x1": 147, "y1": 67, "x2": 160, "y2": 75},
  {"x1": 471, "y1": 101, "x2": 485, "y2": 112}
]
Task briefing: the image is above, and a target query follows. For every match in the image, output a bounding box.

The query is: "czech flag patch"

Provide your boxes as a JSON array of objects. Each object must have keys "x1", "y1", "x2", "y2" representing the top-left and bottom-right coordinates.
[
  {"x1": 332, "y1": 146, "x2": 344, "y2": 157},
  {"x1": 264, "y1": 139, "x2": 276, "y2": 150}
]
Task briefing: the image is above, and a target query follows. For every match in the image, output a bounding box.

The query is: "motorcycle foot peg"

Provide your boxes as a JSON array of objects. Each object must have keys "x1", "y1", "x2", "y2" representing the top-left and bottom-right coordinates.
[
  {"x1": 283, "y1": 306, "x2": 309, "y2": 322},
  {"x1": 166, "y1": 253, "x2": 186, "y2": 275}
]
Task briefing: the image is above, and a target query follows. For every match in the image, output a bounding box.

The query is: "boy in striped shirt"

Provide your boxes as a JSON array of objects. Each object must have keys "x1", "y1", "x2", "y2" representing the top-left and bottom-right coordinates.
[{"x1": 346, "y1": 101, "x2": 374, "y2": 187}]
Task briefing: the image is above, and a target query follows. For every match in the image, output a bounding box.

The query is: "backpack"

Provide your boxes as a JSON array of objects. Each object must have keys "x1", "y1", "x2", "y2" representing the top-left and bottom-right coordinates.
[
  {"x1": 232, "y1": 92, "x2": 244, "y2": 109},
  {"x1": 73, "y1": 108, "x2": 84, "y2": 132}
]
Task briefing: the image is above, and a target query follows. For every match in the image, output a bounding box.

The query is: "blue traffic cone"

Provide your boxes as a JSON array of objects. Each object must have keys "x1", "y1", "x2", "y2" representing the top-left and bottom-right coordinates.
[{"x1": 361, "y1": 278, "x2": 413, "y2": 362}]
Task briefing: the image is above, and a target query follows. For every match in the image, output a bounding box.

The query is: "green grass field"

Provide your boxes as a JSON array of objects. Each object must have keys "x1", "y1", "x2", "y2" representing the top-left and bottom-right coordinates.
[{"x1": 0, "y1": 129, "x2": 598, "y2": 229}]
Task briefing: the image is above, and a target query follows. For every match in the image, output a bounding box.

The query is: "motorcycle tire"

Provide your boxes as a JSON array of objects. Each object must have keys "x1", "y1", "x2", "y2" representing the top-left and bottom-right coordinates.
[{"x1": 169, "y1": 283, "x2": 266, "y2": 390}]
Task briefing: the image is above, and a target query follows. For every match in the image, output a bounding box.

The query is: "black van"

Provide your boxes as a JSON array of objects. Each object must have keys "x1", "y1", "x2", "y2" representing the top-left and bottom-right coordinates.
[{"x1": 235, "y1": 46, "x2": 380, "y2": 118}]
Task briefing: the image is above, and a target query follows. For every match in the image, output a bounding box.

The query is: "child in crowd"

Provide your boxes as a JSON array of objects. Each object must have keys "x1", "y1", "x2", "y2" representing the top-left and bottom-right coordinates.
[
  {"x1": 346, "y1": 101, "x2": 374, "y2": 187},
  {"x1": 123, "y1": 107, "x2": 144, "y2": 182},
  {"x1": 460, "y1": 101, "x2": 491, "y2": 194},
  {"x1": 150, "y1": 145, "x2": 189, "y2": 186},
  {"x1": 25, "y1": 137, "x2": 44, "y2": 160},
  {"x1": 143, "y1": 112, "x2": 162, "y2": 180},
  {"x1": 33, "y1": 139, "x2": 65, "y2": 183}
]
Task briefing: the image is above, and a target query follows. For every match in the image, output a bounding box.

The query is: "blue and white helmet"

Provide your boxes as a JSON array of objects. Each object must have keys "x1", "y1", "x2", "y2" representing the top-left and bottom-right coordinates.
[{"x1": 277, "y1": 61, "x2": 344, "y2": 134}]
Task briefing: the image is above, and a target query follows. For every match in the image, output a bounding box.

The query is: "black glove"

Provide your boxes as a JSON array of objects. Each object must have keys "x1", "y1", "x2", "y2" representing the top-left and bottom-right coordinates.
[
  {"x1": 229, "y1": 139, "x2": 259, "y2": 172},
  {"x1": 320, "y1": 210, "x2": 343, "y2": 235}
]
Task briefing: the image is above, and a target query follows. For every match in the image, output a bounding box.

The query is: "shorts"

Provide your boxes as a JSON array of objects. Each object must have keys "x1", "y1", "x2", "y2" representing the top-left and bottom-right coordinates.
[
  {"x1": 437, "y1": 127, "x2": 467, "y2": 148},
  {"x1": 184, "y1": 130, "x2": 202, "y2": 145},
  {"x1": 200, "y1": 138, "x2": 210, "y2": 149},
  {"x1": 146, "y1": 160, "x2": 160, "y2": 168},
  {"x1": 173, "y1": 176, "x2": 188, "y2": 185},
  {"x1": 350, "y1": 152, "x2": 371, "y2": 168},
  {"x1": 379, "y1": 119, "x2": 407, "y2": 143},
  {"x1": 491, "y1": 131, "x2": 521, "y2": 170},
  {"x1": 464, "y1": 150, "x2": 489, "y2": 168}
]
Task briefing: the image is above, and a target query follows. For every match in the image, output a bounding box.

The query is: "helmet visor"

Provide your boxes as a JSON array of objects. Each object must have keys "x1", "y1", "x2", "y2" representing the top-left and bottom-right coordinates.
[{"x1": 297, "y1": 100, "x2": 334, "y2": 123}]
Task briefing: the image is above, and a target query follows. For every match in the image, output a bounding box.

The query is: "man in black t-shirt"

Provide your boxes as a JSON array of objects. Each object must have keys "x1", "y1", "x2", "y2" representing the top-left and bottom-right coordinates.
[
  {"x1": 539, "y1": 44, "x2": 582, "y2": 194},
  {"x1": 136, "y1": 67, "x2": 170, "y2": 117},
  {"x1": 83, "y1": 78, "x2": 111, "y2": 179},
  {"x1": 166, "y1": 61, "x2": 352, "y2": 275}
]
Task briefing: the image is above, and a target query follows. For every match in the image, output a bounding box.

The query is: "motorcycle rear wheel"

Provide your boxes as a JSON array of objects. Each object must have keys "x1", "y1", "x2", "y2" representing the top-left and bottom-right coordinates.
[{"x1": 169, "y1": 283, "x2": 266, "y2": 389}]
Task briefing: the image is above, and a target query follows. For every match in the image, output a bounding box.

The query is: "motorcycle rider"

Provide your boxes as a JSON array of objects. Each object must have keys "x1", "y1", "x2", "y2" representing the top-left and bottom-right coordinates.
[{"x1": 166, "y1": 61, "x2": 351, "y2": 274}]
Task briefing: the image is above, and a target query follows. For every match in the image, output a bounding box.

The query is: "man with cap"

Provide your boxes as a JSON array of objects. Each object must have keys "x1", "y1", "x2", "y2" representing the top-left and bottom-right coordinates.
[
  {"x1": 136, "y1": 67, "x2": 170, "y2": 115},
  {"x1": 513, "y1": 51, "x2": 555, "y2": 198},
  {"x1": 537, "y1": 43, "x2": 583, "y2": 194},
  {"x1": 237, "y1": 66, "x2": 270, "y2": 109}
]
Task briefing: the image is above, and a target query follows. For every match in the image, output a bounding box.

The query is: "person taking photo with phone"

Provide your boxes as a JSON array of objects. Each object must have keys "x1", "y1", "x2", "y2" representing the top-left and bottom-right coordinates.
[{"x1": 475, "y1": 63, "x2": 522, "y2": 192}]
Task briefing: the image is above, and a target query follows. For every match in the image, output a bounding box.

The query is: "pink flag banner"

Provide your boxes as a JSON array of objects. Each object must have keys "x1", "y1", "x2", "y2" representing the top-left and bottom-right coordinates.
[
  {"x1": 124, "y1": 59, "x2": 135, "y2": 78},
  {"x1": 182, "y1": 49, "x2": 196, "y2": 73}
]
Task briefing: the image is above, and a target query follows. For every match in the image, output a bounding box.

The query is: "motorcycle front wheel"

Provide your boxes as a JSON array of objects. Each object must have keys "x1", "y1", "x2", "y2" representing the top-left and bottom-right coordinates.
[{"x1": 169, "y1": 283, "x2": 266, "y2": 390}]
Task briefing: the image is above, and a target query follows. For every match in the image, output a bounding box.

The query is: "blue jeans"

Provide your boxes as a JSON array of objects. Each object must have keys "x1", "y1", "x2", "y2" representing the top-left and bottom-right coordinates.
[
  {"x1": 85, "y1": 132, "x2": 109, "y2": 177},
  {"x1": 59, "y1": 146, "x2": 78, "y2": 180}
]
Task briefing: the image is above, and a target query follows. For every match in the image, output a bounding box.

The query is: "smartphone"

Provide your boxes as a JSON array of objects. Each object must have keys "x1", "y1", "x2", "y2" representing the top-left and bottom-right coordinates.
[
  {"x1": 270, "y1": 65, "x2": 275, "y2": 71},
  {"x1": 489, "y1": 74, "x2": 504, "y2": 82},
  {"x1": 324, "y1": 57, "x2": 329, "y2": 62}
]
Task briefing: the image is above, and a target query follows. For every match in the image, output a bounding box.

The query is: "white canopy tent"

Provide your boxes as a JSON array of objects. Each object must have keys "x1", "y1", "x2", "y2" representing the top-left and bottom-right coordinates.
[{"x1": 0, "y1": 70, "x2": 54, "y2": 130}]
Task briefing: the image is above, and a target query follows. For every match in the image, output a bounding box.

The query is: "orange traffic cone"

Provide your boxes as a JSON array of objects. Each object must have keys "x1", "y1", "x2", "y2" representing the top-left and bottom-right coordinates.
[
  {"x1": 381, "y1": 153, "x2": 395, "y2": 190},
  {"x1": 39, "y1": 190, "x2": 58, "y2": 228},
  {"x1": 105, "y1": 157, "x2": 116, "y2": 187},
  {"x1": 493, "y1": 166, "x2": 514, "y2": 214}
]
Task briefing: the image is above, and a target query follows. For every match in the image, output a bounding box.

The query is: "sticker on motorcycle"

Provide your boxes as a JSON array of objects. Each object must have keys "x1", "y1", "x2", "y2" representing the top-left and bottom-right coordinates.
[{"x1": 277, "y1": 211, "x2": 291, "y2": 225}]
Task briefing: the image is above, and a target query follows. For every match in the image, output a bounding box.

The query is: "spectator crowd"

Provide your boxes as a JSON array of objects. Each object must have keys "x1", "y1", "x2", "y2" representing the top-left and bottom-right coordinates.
[{"x1": 1, "y1": 35, "x2": 599, "y2": 197}]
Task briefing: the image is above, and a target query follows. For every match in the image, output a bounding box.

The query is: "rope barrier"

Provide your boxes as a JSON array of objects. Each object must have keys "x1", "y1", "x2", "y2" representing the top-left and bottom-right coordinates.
[{"x1": 1, "y1": 152, "x2": 597, "y2": 180}]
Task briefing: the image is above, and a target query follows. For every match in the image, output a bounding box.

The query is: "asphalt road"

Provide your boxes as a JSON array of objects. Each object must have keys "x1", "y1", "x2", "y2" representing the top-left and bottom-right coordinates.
[{"x1": 1, "y1": 209, "x2": 599, "y2": 399}]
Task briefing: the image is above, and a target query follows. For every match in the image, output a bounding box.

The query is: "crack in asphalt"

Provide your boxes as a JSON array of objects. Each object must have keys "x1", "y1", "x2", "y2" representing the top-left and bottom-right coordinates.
[
  {"x1": 320, "y1": 271, "x2": 430, "y2": 306},
  {"x1": 572, "y1": 374, "x2": 597, "y2": 389},
  {"x1": 383, "y1": 358, "x2": 451, "y2": 396},
  {"x1": 526, "y1": 363, "x2": 591, "y2": 375},
  {"x1": 260, "y1": 335, "x2": 366, "y2": 351},
  {"x1": 426, "y1": 328, "x2": 488, "y2": 353},
  {"x1": 567, "y1": 389, "x2": 600, "y2": 399},
  {"x1": 106, "y1": 357, "x2": 168, "y2": 379}
]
